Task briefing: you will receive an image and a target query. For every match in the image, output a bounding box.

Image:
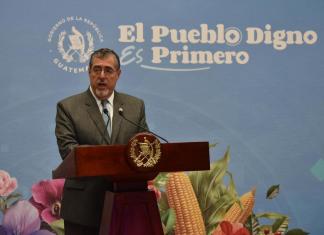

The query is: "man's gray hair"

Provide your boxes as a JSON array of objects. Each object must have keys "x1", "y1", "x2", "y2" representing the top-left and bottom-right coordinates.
[{"x1": 88, "y1": 48, "x2": 120, "y2": 70}]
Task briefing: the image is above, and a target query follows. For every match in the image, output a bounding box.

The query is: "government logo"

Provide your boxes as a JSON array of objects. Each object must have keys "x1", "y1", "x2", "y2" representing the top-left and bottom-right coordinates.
[{"x1": 48, "y1": 16, "x2": 104, "y2": 74}]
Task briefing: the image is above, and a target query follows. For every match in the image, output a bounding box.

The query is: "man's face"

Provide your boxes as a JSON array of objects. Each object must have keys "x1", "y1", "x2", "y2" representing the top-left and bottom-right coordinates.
[{"x1": 89, "y1": 55, "x2": 121, "y2": 100}]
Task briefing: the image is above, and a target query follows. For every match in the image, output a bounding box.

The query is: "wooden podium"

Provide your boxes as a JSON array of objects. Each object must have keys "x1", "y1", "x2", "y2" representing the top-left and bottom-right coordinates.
[{"x1": 52, "y1": 133, "x2": 210, "y2": 235}]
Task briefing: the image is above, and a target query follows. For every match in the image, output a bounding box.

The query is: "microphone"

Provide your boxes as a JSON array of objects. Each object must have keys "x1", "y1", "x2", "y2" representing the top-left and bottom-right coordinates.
[
  {"x1": 101, "y1": 108, "x2": 110, "y2": 144},
  {"x1": 118, "y1": 107, "x2": 168, "y2": 143}
]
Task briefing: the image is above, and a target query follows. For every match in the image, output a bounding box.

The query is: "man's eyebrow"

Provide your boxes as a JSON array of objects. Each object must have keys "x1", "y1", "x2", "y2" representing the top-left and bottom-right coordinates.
[{"x1": 93, "y1": 65, "x2": 114, "y2": 68}]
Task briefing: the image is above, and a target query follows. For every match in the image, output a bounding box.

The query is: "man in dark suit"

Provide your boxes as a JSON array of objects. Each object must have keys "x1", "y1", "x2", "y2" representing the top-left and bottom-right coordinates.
[{"x1": 55, "y1": 48, "x2": 148, "y2": 234}]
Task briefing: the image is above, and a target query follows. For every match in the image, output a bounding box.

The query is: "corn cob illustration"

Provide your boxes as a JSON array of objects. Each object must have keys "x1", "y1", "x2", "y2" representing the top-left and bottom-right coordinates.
[
  {"x1": 166, "y1": 172, "x2": 206, "y2": 235},
  {"x1": 221, "y1": 187, "x2": 256, "y2": 224}
]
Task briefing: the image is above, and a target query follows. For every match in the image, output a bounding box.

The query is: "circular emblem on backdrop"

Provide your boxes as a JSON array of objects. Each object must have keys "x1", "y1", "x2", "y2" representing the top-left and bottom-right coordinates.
[
  {"x1": 127, "y1": 133, "x2": 161, "y2": 171},
  {"x1": 47, "y1": 16, "x2": 104, "y2": 74}
]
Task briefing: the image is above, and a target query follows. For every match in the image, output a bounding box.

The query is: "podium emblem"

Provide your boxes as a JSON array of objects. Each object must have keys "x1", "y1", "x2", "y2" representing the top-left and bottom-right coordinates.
[{"x1": 128, "y1": 133, "x2": 161, "y2": 170}]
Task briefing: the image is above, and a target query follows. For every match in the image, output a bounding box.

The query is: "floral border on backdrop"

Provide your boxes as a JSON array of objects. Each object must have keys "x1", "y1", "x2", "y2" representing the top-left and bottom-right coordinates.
[{"x1": 0, "y1": 148, "x2": 309, "y2": 235}]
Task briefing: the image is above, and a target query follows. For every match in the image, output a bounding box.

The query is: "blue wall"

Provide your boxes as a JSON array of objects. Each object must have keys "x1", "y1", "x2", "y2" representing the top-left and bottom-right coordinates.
[{"x1": 1, "y1": 0, "x2": 323, "y2": 233}]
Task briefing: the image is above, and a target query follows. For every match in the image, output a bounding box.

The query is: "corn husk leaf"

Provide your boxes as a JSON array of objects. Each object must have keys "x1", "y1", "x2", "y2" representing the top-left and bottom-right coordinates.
[
  {"x1": 255, "y1": 212, "x2": 288, "y2": 220},
  {"x1": 245, "y1": 213, "x2": 260, "y2": 235},
  {"x1": 286, "y1": 228, "x2": 309, "y2": 235},
  {"x1": 158, "y1": 191, "x2": 175, "y2": 235},
  {"x1": 189, "y1": 147, "x2": 230, "y2": 206},
  {"x1": 158, "y1": 191, "x2": 170, "y2": 213},
  {"x1": 154, "y1": 173, "x2": 169, "y2": 189},
  {"x1": 225, "y1": 171, "x2": 240, "y2": 207},
  {"x1": 256, "y1": 212, "x2": 289, "y2": 235},
  {"x1": 209, "y1": 143, "x2": 218, "y2": 148},
  {"x1": 188, "y1": 147, "x2": 239, "y2": 235},
  {"x1": 161, "y1": 208, "x2": 176, "y2": 235},
  {"x1": 272, "y1": 216, "x2": 289, "y2": 234},
  {"x1": 204, "y1": 192, "x2": 237, "y2": 233}
]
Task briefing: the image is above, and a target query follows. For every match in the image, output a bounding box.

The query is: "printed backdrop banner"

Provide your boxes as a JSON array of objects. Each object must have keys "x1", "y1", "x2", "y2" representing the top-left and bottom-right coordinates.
[{"x1": 0, "y1": 0, "x2": 323, "y2": 234}]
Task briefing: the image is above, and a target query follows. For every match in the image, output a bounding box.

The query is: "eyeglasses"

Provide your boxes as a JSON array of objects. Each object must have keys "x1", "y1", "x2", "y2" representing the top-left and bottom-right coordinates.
[{"x1": 91, "y1": 66, "x2": 118, "y2": 76}]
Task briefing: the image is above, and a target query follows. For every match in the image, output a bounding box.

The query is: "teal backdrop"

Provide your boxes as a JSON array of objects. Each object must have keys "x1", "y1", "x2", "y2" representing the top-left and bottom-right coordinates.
[{"x1": 0, "y1": 0, "x2": 323, "y2": 234}]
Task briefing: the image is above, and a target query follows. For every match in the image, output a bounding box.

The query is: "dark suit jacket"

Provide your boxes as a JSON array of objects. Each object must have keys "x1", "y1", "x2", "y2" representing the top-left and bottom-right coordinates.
[{"x1": 55, "y1": 88, "x2": 148, "y2": 227}]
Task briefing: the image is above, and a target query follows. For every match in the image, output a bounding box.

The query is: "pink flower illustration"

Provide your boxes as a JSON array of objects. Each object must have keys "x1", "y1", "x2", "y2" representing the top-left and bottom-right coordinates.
[
  {"x1": 30, "y1": 179, "x2": 65, "y2": 224},
  {"x1": 1, "y1": 200, "x2": 55, "y2": 235},
  {"x1": 0, "y1": 170, "x2": 17, "y2": 197},
  {"x1": 148, "y1": 180, "x2": 162, "y2": 200},
  {"x1": 213, "y1": 221, "x2": 250, "y2": 235}
]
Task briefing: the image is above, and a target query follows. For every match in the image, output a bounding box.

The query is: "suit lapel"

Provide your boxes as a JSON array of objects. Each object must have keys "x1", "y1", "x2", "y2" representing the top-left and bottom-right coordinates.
[
  {"x1": 84, "y1": 89, "x2": 111, "y2": 144},
  {"x1": 111, "y1": 91, "x2": 123, "y2": 144}
]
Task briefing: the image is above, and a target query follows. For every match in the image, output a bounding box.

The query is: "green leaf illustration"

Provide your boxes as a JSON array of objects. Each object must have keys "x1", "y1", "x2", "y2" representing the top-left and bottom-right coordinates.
[
  {"x1": 245, "y1": 213, "x2": 260, "y2": 235},
  {"x1": 189, "y1": 147, "x2": 230, "y2": 207},
  {"x1": 0, "y1": 193, "x2": 22, "y2": 212},
  {"x1": 285, "y1": 228, "x2": 309, "y2": 235},
  {"x1": 158, "y1": 191, "x2": 176, "y2": 235},
  {"x1": 266, "y1": 184, "x2": 280, "y2": 199},
  {"x1": 255, "y1": 212, "x2": 288, "y2": 220},
  {"x1": 158, "y1": 191, "x2": 170, "y2": 213},
  {"x1": 0, "y1": 197, "x2": 5, "y2": 213},
  {"x1": 154, "y1": 173, "x2": 169, "y2": 189},
  {"x1": 4, "y1": 193, "x2": 22, "y2": 208},
  {"x1": 209, "y1": 143, "x2": 218, "y2": 148},
  {"x1": 256, "y1": 212, "x2": 290, "y2": 235},
  {"x1": 49, "y1": 219, "x2": 65, "y2": 235},
  {"x1": 161, "y1": 208, "x2": 176, "y2": 235},
  {"x1": 188, "y1": 147, "x2": 239, "y2": 235},
  {"x1": 272, "y1": 216, "x2": 289, "y2": 234}
]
